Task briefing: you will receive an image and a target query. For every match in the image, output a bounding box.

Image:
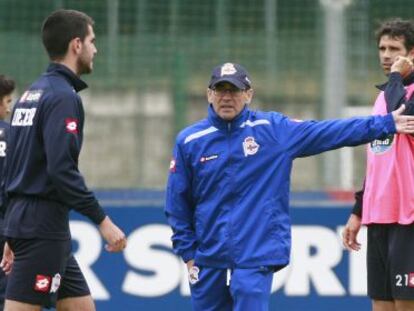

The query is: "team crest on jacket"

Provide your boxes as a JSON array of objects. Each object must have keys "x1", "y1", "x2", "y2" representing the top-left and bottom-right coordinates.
[
  {"x1": 243, "y1": 136, "x2": 260, "y2": 156},
  {"x1": 370, "y1": 134, "x2": 394, "y2": 154}
]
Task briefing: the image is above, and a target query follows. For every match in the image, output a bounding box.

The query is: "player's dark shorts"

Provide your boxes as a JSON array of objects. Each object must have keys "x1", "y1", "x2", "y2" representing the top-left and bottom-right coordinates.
[
  {"x1": 5, "y1": 238, "x2": 90, "y2": 308},
  {"x1": 367, "y1": 223, "x2": 414, "y2": 300}
]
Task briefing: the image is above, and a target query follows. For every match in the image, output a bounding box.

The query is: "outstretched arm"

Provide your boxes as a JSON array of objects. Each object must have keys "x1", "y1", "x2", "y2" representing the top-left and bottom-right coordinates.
[{"x1": 281, "y1": 103, "x2": 414, "y2": 158}]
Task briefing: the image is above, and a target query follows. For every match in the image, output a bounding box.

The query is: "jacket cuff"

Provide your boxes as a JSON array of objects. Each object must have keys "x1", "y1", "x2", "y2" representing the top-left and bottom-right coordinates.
[
  {"x1": 352, "y1": 189, "x2": 363, "y2": 217},
  {"x1": 388, "y1": 71, "x2": 403, "y2": 83},
  {"x1": 82, "y1": 200, "x2": 107, "y2": 225},
  {"x1": 181, "y1": 249, "x2": 196, "y2": 263},
  {"x1": 384, "y1": 113, "x2": 397, "y2": 134},
  {"x1": 352, "y1": 201, "x2": 362, "y2": 217}
]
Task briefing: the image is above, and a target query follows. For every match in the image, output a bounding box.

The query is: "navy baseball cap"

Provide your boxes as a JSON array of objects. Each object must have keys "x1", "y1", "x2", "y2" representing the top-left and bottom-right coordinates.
[{"x1": 208, "y1": 63, "x2": 252, "y2": 90}]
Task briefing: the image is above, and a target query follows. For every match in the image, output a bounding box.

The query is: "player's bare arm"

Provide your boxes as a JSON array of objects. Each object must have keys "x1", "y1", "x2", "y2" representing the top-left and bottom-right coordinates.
[{"x1": 342, "y1": 214, "x2": 362, "y2": 251}]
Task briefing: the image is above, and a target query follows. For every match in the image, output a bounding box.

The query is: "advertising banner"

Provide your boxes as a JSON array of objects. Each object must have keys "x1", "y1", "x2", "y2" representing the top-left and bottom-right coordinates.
[{"x1": 69, "y1": 203, "x2": 370, "y2": 311}]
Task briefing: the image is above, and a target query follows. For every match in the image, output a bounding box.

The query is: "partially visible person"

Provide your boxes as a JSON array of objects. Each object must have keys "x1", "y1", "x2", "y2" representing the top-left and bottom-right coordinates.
[
  {"x1": 165, "y1": 61, "x2": 414, "y2": 311},
  {"x1": 342, "y1": 18, "x2": 414, "y2": 311},
  {"x1": 0, "y1": 9, "x2": 127, "y2": 311},
  {"x1": 0, "y1": 74, "x2": 15, "y2": 310}
]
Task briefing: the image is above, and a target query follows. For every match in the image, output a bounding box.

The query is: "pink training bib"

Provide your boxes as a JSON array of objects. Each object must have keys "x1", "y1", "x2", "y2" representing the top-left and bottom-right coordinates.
[{"x1": 362, "y1": 84, "x2": 414, "y2": 224}]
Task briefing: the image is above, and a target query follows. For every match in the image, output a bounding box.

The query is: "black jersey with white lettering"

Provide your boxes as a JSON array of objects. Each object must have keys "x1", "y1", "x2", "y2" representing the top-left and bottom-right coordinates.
[
  {"x1": 0, "y1": 120, "x2": 8, "y2": 172},
  {"x1": 3, "y1": 63, "x2": 105, "y2": 240},
  {"x1": 0, "y1": 120, "x2": 9, "y2": 222}
]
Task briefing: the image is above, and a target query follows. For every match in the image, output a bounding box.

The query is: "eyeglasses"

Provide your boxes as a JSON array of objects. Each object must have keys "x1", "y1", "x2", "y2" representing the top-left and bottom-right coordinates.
[{"x1": 211, "y1": 86, "x2": 245, "y2": 96}]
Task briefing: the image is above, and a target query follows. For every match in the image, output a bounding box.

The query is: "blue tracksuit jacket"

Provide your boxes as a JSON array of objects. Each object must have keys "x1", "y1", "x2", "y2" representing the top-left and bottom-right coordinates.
[{"x1": 165, "y1": 104, "x2": 396, "y2": 269}]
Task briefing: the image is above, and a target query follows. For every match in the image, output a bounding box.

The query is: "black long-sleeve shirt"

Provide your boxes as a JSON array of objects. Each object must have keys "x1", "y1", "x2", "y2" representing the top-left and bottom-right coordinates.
[
  {"x1": 0, "y1": 120, "x2": 9, "y2": 229},
  {"x1": 3, "y1": 63, "x2": 105, "y2": 240}
]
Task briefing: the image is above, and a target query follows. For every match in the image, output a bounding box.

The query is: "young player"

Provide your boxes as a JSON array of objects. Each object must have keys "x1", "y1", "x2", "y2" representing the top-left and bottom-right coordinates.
[
  {"x1": 0, "y1": 74, "x2": 15, "y2": 310},
  {"x1": 0, "y1": 10, "x2": 127, "y2": 311},
  {"x1": 342, "y1": 18, "x2": 414, "y2": 311}
]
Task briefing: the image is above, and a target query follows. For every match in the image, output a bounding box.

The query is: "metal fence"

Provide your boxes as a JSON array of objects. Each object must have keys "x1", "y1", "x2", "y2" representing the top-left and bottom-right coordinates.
[{"x1": 0, "y1": 0, "x2": 411, "y2": 189}]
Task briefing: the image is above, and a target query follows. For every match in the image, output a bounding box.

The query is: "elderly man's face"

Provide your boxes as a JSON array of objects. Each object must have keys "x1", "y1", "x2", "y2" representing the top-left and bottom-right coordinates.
[{"x1": 207, "y1": 82, "x2": 253, "y2": 121}]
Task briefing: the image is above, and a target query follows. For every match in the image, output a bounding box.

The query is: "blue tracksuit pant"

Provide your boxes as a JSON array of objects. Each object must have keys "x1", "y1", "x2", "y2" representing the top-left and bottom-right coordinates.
[{"x1": 189, "y1": 266, "x2": 274, "y2": 311}]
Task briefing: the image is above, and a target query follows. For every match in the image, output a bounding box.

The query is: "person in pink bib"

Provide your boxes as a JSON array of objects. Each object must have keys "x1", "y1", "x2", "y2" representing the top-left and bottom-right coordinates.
[{"x1": 342, "y1": 18, "x2": 414, "y2": 311}]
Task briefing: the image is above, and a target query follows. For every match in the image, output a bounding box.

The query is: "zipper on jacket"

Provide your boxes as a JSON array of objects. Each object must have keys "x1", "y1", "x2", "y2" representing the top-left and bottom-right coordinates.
[
  {"x1": 226, "y1": 121, "x2": 235, "y2": 268},
  {"x1": 226, "y1": 268, "x2": 232, "y2": 286}
]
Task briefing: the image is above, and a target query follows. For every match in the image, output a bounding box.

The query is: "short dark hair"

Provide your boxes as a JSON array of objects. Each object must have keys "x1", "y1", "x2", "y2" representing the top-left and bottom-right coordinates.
[
  {"x1": 41, "y1": 9, "x2": 94, "y2": 60},
  {"x1": 376, "y1": 18, "x2": 414, "y2": 51},
  {"x1": 0, "y1": 75, "x2": 15, "y2": 99}
]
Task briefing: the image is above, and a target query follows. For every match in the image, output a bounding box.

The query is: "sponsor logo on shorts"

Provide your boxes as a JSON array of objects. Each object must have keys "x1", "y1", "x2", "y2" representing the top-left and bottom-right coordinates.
[
  {"x1": 188, "y1": 266, "x2": 200, "y2": 285},
  {"x1": 409, "y1": 273, "x2": 414, "y2": 288},
  {"x1": 370, "y1": 134, "x2": 394, "y2": 154},
  {"x1": 34, "y1": 275, "x2": 51, "y2": 293},
  {"x1": 65, "y1": 118, "x2": 78, "y2": 134},
  {"x1": 50, "y1": 273, "x2": 62, "y2": 293}
]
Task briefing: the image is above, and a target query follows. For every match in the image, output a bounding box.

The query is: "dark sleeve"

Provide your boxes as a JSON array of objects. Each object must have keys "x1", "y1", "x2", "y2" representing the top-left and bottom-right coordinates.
[
  {"x1": 351, "y1": 182, "x2": 364, "y2": 217},
  {"x1": 0, "y1": 123, "x2": 9, "y2": 217},
  {"x1": 385, "y1": 72, "x2": 406, "y2": 113},
  {"x1": 385, "y1": 72, "x2": 414, "y2": 115},
  {"x1": 41, "y1": 93, "x2": 106, "y2": 224}
]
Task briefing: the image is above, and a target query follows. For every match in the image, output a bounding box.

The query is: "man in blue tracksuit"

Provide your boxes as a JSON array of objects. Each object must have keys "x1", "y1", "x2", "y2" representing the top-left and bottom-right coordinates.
[
  {"x1": 165, "y1": 62, "x2": 414, "y2": 311},
  {"x1": 0, "y1": 10, "x2": 127, "y2": 311}
]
